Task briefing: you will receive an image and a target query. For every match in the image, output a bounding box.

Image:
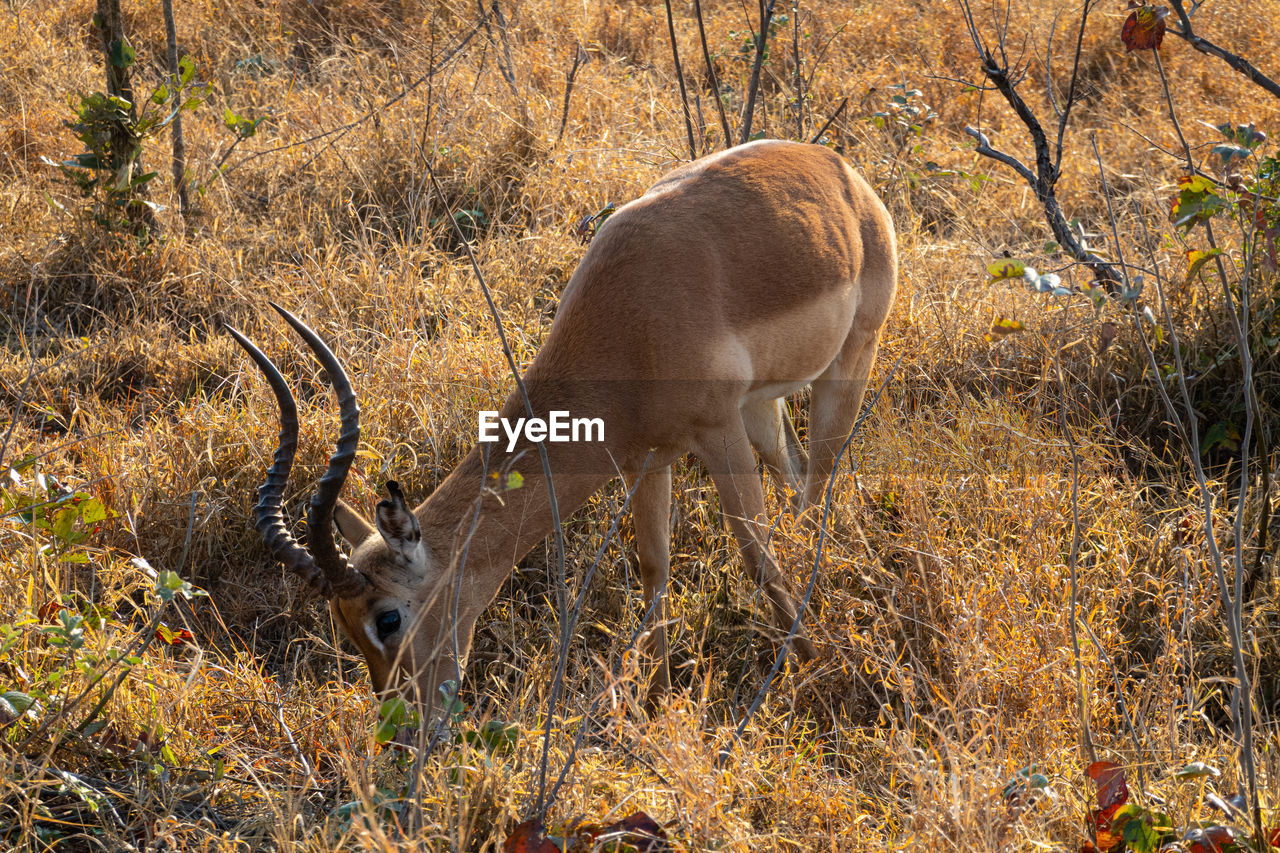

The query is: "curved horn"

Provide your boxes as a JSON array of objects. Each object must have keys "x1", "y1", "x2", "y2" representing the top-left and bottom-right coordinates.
[
  {"x1": 268, "y1": 303, "x2": 367, "y2": 598},
  {"x1": 225, "y1": 309, "x2": 367, "y2": 599},
  {"x1": 225, "y1": 323, "x2": 331, "y2": 595}
]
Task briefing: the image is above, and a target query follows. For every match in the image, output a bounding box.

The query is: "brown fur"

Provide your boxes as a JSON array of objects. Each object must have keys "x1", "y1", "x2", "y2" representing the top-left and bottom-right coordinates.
[{"x1": 331, "y1": 140, "x2": 897, "y2": 713}]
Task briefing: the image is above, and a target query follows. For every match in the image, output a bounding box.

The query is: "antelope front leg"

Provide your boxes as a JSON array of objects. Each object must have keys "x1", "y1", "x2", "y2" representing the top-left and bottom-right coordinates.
[{"x1": 631, "y1": 465, "x2": 673, "y2": 704}]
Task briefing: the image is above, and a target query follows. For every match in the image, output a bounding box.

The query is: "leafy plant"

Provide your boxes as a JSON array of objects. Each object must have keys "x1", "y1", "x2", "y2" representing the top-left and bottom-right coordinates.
[
  {"x1": 1080, "y1": 761, "x2": 1280, "y2": 853},
  {"x1": 46, "y1": 53, "x2": 210, "y2": 239},
  {"x1": 0, "y1": 463, "x2": 204, "y2": 758}
]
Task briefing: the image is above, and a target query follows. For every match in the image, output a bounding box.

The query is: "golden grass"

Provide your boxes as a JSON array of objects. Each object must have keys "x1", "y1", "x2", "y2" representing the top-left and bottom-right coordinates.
[{"x1": 1, "y1": 0, "x2": 1279, "y2": 848}]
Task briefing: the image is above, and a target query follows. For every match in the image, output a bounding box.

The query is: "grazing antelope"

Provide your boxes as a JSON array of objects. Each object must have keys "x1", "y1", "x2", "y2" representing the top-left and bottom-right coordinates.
[{"x1": 228, "y1": 140, "x2": 896, "y2": 716}]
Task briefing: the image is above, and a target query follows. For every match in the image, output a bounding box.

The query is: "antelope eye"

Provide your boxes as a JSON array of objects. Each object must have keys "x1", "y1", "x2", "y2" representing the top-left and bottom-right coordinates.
[{"x1": 374, "y1": 610, "x2": 401, "y2": 640}]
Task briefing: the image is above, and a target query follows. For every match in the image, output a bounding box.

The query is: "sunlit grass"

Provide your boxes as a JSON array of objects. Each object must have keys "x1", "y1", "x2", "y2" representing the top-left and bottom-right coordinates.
[{"x1": 1, "y1": 0, "x2": 1278, "y2": 848}]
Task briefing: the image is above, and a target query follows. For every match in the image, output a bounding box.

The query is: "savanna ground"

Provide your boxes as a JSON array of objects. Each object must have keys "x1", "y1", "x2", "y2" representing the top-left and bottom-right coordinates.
[{"x1": 1, "y1": 0, "x2": 1279, "y2": 849}]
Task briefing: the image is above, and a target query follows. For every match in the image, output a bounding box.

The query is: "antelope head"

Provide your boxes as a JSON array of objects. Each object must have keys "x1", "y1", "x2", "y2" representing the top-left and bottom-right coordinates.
[{"x1": 226, "y1": 305, "x2": 462, "y2": 708}]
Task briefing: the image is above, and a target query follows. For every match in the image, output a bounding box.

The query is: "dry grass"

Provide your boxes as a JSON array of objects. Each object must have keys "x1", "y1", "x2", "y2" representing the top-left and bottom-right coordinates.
[{"x1": 1, "y1": 0, "x2": 1279, "y2": 849}]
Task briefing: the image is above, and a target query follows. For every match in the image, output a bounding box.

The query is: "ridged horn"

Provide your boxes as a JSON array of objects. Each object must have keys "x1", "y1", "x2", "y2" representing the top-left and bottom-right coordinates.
[
  {"x1": 268, "y1": 303, "x2": 367, "y2": 598},
  {"x1": 225, "y1": 307, "x2": 367, "y2": 599}
]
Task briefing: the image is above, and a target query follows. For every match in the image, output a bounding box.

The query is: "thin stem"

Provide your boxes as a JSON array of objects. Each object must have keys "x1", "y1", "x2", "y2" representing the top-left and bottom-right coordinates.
[
  {"x1": 556, "y1": 45, "x2": 585, "y2": 145},
  {"x1": 663, "y1": 0, "x2": 699, "y2": 158},
  {"x1": 1053, "y1": 0, "x2": 1093, "y2": 172},
  {"x1": 160, "y1": 0, "x2": 188, "y2": 221},
  {"x1": 739, "y1": 0, "x2": 777, "y2": 144},
  {"x1": 1152, "y1": 47, "x2": 1194, "y2": 172},
  {"x1": 693, "y1": 0, "x2": 733, "y2": 149},
  {"x1": 1055, "y1": 351, "x2": 1097, "y2": 766},
  {"x1": 809, "y1": 96, "x2": 847, "y2": 144},
  {"x1": 791, "y1": 1, "x2": 803, "y2": 139}
]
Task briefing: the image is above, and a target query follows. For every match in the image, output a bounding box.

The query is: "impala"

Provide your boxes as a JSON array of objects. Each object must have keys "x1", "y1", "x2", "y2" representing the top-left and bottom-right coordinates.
[{"x1": 228, "y1": 139, "x2": 897, "y2": 716}]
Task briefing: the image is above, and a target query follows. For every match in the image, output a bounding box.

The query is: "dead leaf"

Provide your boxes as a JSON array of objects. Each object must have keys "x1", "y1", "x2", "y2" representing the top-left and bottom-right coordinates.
[
  {"x1": 1097, "y1": 322, "x2": 1118, "y2": 355},
  {"x1": 503, "y1": 820, "x2": 559, "y2": 853},
  {"x1": 1085, "y1": 762, "x2": 1130, "y2": 852},
  {"x1": 594, "y1": 811, "x2": 670, "y2": 852},
  {"x1": 985, "y1": 317, "x2": 1025, "y2": 343},
  {"x1": 1121, "y1": 3, "x2": 1168, "y2": 52},
  {"x1": 37, "y1": 599, "x2": 63, "y2": 623}
]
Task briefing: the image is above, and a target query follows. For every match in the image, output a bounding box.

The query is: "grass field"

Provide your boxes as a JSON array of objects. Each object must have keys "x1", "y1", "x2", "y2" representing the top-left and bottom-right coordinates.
[{"x1": 2, "y1": 0, "x2": 1279, "y2": 849}]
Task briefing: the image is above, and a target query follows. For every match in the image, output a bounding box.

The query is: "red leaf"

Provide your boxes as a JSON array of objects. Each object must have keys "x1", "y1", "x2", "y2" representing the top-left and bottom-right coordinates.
[
  {"x1": 503, "y1": 820, "x2": 558, "y2": 853},
  {"x1": 37, "y1": 599, "x2": 63, "y2": 623},
  {"x1": 596, "y1": 811, "x2": 670, "y2": 852},
  {"x1": 1085, "y1": 762, "x2": 1130, "y2": 852},
  {"x1": 1087, "y1": 761, "x2": 1129, "y2": 811},
  {"x1": 154, "y1": 624, "x2": 195, "y2": 646},
  {"x1": 1185, "y1": 824, "x2": 1237, "y2": 853},
  {"x1": 92, "y1": 722, "x2": 133, "y2": 756},
  {"x1": 1120, "y1": 4, "x2": 1168, "y2": 51},
  {"x1": 1087, "y1": 803, "x2": 1126, "y2": 853}
]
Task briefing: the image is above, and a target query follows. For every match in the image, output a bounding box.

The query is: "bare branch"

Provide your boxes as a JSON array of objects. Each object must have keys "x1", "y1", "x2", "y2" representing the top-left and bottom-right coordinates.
[
  {"x1": 1054, "y1": 0, "x2": 1095, "y2": 171},
  {"x1": 1168, "y1": 0, "x2": 1280, "y2": 100},
  {"x1": 662, "y1": 0, "x2": 699, "y2": 158},
  {"x1": 964, "y1": 126, "x2": 1035, "y2": 185},
  {"x1": 740, "y1": 0, "x2": 777, "y2": 144},
  {"x1": 555, "y1": 45, "x2": 586, "y2": 145},
  {"x1": 694, "y1": 0, "x2": 733, "y2": 149},
  {"x1": 959, "y1": 17, "x2": 1122, "y2": 286},
  {"x1": 810, "y1": 96, "x2": 848, "y2": 144},
  {"x1": 161, "y1": 0, "x2": 188, "y2": 221}
]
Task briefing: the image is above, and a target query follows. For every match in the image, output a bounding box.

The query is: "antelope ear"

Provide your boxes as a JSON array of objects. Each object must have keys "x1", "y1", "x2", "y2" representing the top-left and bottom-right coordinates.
[
  {"x1": 376, "y1": 480, "x2": 421, "y2": 558},
  {"x1": 333, "y1": 499, "x2": 375, "y2": 546}
]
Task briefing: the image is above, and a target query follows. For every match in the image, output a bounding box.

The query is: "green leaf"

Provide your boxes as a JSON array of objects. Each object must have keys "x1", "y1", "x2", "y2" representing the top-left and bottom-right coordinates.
[
  {"x1": 1171, "y1": 176, "x2": 1228, "y2": 230},
  {"x1": 51, "y1": 506, "x2": 77, "y2": 541},
  {"x1": 60, "y1": 552, "x2": 91, "y2": 563},
  {"x1": 79, "y1": 498, "x2": 107, "y2": 524},
  {"x1": 374, "y1": 719, "x2": 397, "y2": 744},
  {"x1": 379, "y1": 697, "x2": 409, "y2": 727},
  {"x1": 1, "y1": 690, "x2": 40, "y2": 719},
  {"x1": 150, "y1": 569, "x2": 204, "y2": 603},
  {"x1": 1213, "y1": 143, "x2": 1253, "y2": 165},
  {"x1": 1201, "y1": 421, "x2": 1241, "y2": 454},
  {"x1": 1171, "y1": 761, "x2": 1221, "y2": 780},
  {"x1": 987, "y1": 259, "x2": 1026, "y2": 284},
  {"x1": 151, "y1": 84, "x2": 170, "y2": 105},
  {"x1": 1184, "y1": 248, "x2": 1223, "y2": 284},
  {"x1": 110, "y1": 38, "x2": 136, "y2": 69},
  {"x1": 179, "y1": 55, "x2": 195, "y2": 85},
  {"x1": 473, "y1": 720, "x2": 517, "y2": 754},
  {"x1": 505, "y1": 471, "x2": 523, "y2": 491},
  {"x1": 438, "y1": 680, "x2": 466, "y2": 722},
  {"x1": 9, "y1": 456, "x2": 37, "y2": 474},
  {"x1": 1118, "y1": 805, "x2": 1171, "y2": 853}
]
